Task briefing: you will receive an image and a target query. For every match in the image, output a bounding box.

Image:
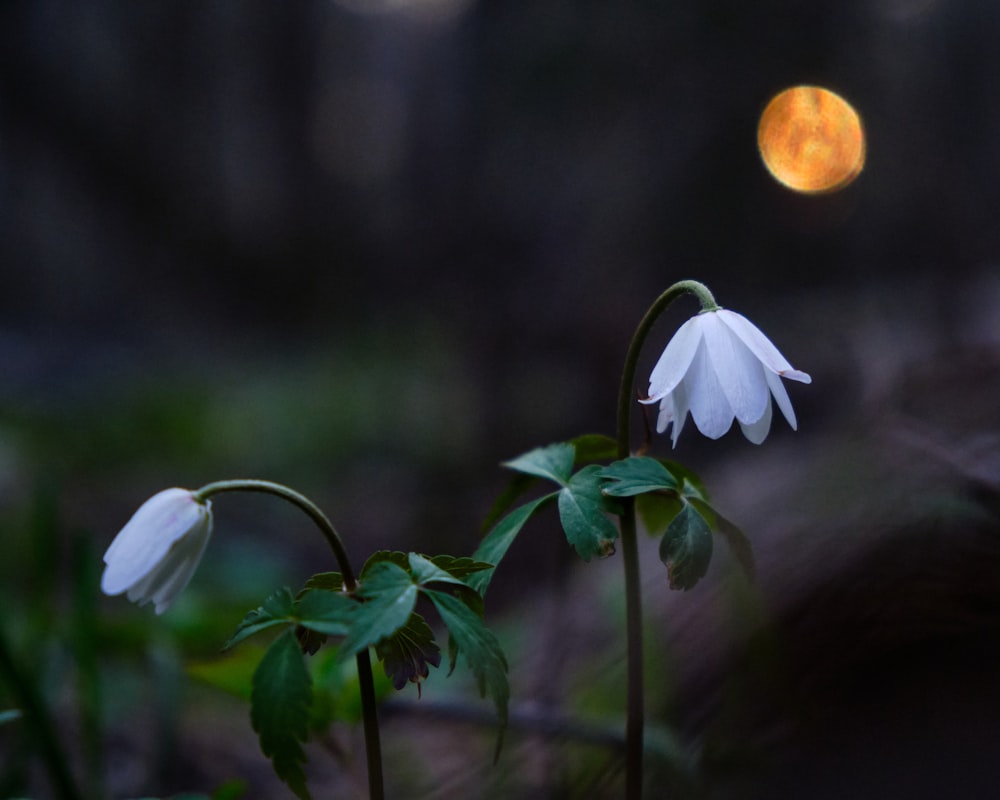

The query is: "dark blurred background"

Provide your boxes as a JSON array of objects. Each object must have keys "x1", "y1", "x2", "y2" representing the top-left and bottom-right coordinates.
[{"x1": 1, "y1": 0, "x2": 999, "y2": 798}]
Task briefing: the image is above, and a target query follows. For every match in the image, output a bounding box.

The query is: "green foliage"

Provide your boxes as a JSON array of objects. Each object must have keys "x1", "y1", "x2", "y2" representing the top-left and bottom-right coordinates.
[
  {"x1": 502, "y1": 442, "x2": 575, "y2": 484},
  {"x1": 480, "y1": 435, "x2": 616, "y2": 533},
  {"x1": 224, "y1": 587, "x2": 356, "y2": 651},
  {"x1": 557, "y1": 465, "x2": 620, "y2": 560},
  {"x1": 658, "y1": 503, "x2": 713, "y2": 591},
  {"x1": 224, "y1": 588, "x2": 297, "y2": 650},
  {"x1": 470, "y1": 494, "x2": 556, "y2": 594},
  {"x1": 361, "y1": 551, "x2": 493, "y2": 582},
  {"x1": 224, "y1": 547, "x2": 510, "y2": 792},
  {"x1": 250, "y1": 630, "x2": 313, "y2": 800},
  {"x1": 374, "y1": 613, "x2": 441, "y2": 691},
  {"x1": 338, "y1": 562, "x2": 418, "y2": 662},
  {"x1": 301, "y1": 572, "x2": 344, "y2": 592},
  {"x1": 425, "y1": 589, "x2": 510, "y2": 755},
  {"x1": 599, "y1": 456, "x2": 679, "y2": 496}
]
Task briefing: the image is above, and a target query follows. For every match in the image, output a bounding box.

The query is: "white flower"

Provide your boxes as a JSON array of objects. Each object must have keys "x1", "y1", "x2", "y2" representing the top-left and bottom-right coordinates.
[
  {"x1": 101, "y1": 488, "x2": 213, "y2": 614},
  {"x1": 642, "y1": 308, "x2": 811, "y2": 446}
]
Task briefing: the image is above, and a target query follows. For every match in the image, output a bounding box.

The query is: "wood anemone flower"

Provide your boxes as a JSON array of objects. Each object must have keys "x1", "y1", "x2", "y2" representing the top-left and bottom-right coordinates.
[
  {"x1": 642, "y1": 308, "x2": 812, "y2": 446},
  {"x1": 101, "y1": 488, "x2": 213, "y2": 614}
]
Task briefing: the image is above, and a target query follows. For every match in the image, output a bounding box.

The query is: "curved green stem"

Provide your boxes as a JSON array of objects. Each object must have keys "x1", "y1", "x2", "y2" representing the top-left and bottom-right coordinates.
[
  {"x1": 615, "y1": 279, "x2": 715, "y2": 799},
  {"x1": 194, "y1": 479, "x2": 384, "y2": 800}
]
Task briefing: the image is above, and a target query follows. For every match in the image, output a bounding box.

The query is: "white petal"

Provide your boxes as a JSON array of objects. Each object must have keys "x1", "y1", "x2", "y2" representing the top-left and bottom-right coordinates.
[
  {"x1": 149, "y1": 523, "x2": 213, "y2": 613},
  {"x1": 686, "y1": 338, "x2": 734, "y2": 439},
  {"x1": 739, "y1": 397, "x2": 773, "y2": 444},
  {"x1": 655, "y1": 394, "x2": 674, "y2": 434},
  {"x1": 700, "y1": 312, "x2": 770, "y2": 424},
  {"x1": 645, "y1": 315, "x2": 704, "y2": 402},
  {"x1": 655, "y1": 383, "x2": 690, "y2": 447},
  {"x1": 669, "y1": 381, "x2": 690, "y2": 448},
  {"x1": 766, "y1": 369, "x2": 797, "y2": 429},
  {"x1": 716, "y1": 310, "x2": 811, "y2": 382},
  {"x1": 101, "y1": 489, "x2": 209, "y2": 596}
]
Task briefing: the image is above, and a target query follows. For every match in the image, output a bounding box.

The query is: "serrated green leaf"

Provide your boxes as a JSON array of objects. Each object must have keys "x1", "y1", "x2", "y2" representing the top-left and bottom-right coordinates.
[
  {"x1": 599, "y1": 456, "x2": 680, "y2": 496},
  {"x1": 408, "y1": 553, "x2": 467, "y2": 588},
  {"x1": 558, "y1": 465, "x2": 620, "y2": 561},
  {"x1": 658, "y1": 502, "x2": 713, "y2": 591},
  {"x1": 374, "y1": 612, "x2": 442, "y2": 692},
  {"x1": 294, "y1": 589, "x2": 357, "y2": 636},
  {"x1": 224, "y1": 587, "x2": 297, "y2": 650},
  {"x1": 251, "y1": 630, "x2": 312, "y2": 800},
  {"x1": 360, "y1": 549, "x2": 411, "y2": 577},
  {"x1": 425, "y1": 555, "x2": 495, "y2": 580},
  {"x1": 481, "y1": 435, "x2": 615, "y2": 533},
  {"x1": 338, "y1": 562, "x2": 418, "y2": 661},
  {"x1": 362, "y1": 551, "x2": 494, "y2": 582},
  {"x1": 425, "y1": 589, "x2": 509, "y2": 755},
  {"x1": 503, "y1": 443, "x2": 575, "y2": 485},
  {"x1": 301, "y1": 572, "x2": 344, "y2": 593},
  {"x1": 470, "y1": 493, "x2": 558, "y2": 594}
]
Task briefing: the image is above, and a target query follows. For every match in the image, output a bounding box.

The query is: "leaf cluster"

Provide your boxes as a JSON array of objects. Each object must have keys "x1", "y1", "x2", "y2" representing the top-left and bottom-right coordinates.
[
  {"x1": 225, "y1": 552, "x2": 502, "y2": 799},
  {"x1": 474, "y1": 440, "x2": 754, "y2": 595}
]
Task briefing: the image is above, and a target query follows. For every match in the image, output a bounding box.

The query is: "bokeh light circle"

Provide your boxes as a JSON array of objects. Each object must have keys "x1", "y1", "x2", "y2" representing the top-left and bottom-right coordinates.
[{"x1": 757, "y1": 86, "x2": 865, "y2": 194}]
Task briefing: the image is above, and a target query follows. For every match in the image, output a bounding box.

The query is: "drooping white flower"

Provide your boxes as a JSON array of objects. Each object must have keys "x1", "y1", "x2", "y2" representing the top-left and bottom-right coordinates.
[
  {"x1": 642, "y1": 308, "x2": 811, "y2": 446},
  {"x1": 101, "y1": 488, "x2": 213, "y2": 614}
]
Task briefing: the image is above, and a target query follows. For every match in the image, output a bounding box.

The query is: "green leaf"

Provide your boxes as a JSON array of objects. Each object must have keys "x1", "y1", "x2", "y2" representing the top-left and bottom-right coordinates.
[
  {"x1": 503, "y1": 443, "x2": 575, "y2": 485},
  {"x1": 251, "y1": 630, "x2": 313, "y2": 800},
  {"x1": 679, "y1": 477, "x2": 709, "y2": 506},
  {"x1": 294, "y1": 589, "x2": 357, "y2": 636},
  {"x1": 425, "y1": 589, "x2": 509, "y2": 754},
  {"x1": 423, "y1": 555, "x2": 495, "y2": 581},
  {"x1": 568, "y1": 433, "x2": 618, "y2": 464},
  {"x1": 338, "y1": 562, "x2": 418, "y2": 661},
  {"x1": 558, "y1": 465, "x2": 620, "y2": 561},
  {"x1": 636, "y1": 492, "x2": 685, "y2": 536},
  {"x1": 408, "y1": 553, "x2": 467, "y2": 588},
  {"x1": 374, "y1": 612, "x2": 442, "y2": 691},
  {"x1": 224, "y1": 587, "x2": 297, "y2": 650},
  {"x1": 658, "y1": 502, "x2": 713, "y2": 591},
  {"x1": 599, "y1": 456, "x2": 680, "y2": 496},
  {"x1": 360, "y1": 550, "x2": 408, "y2": 576},
  {"x1": 301, "y1": 572, "x2": 344, "y2": 593},
  {"x1": 662, "y1": 460, "x2": 710, "y2": 500},
  {"x1": 360, "y1": 550, "x2": 493, "y2": 582},
  {"x1": 470, "y1": 493, "x2": 558, "y2": 594},
  {"x1": 481, "y1": 435, "x2": 615, "y2": 532}
]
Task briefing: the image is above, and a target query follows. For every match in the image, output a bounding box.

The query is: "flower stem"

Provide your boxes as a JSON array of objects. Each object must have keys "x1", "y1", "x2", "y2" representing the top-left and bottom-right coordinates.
[
  {"x1": 615, "y1": 279, "x2": 715, "y2": 799},
  {"x1": 195, "y1": 479, "x2": 384, "y2": 800}
]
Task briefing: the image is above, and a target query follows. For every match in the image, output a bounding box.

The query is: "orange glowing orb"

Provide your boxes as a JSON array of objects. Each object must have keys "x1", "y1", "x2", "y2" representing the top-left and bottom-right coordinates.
[{"x1": 757, "y1": 86, "x2": 865, "y2": 193}]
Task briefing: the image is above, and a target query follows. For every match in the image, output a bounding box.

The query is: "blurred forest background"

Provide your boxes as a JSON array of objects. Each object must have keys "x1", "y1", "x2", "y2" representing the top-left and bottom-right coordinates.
[{"x1": 1, "y1": 0, "x2": 999, "y2": 798}]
